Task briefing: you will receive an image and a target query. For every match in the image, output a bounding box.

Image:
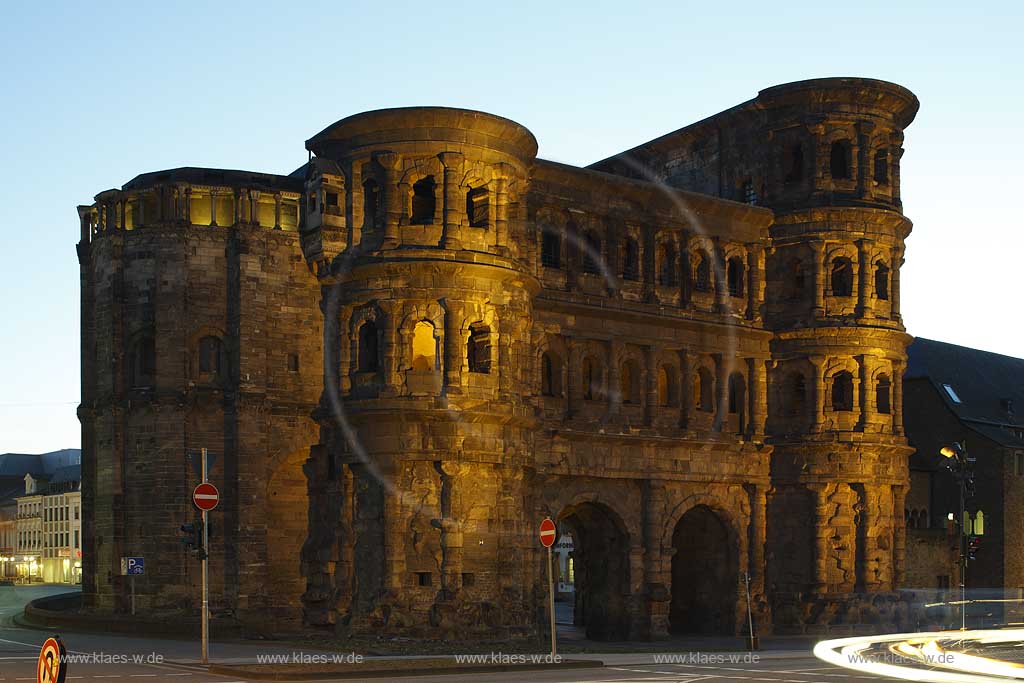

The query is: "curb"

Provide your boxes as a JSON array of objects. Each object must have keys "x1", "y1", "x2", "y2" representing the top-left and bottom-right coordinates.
[{"x1": 207, "y1": 659, "x2": 603, "y2": 680}]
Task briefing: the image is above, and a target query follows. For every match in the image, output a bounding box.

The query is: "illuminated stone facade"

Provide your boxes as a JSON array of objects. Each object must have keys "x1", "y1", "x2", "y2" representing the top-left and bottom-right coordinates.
[{"x1": 78, "y1": 78, "x2": 918, "y2": 637}]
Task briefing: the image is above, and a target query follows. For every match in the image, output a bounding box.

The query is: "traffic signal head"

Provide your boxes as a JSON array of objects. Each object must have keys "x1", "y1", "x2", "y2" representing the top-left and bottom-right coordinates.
[
  {"x1": 968, "y1": 534, "x2": 982, "y2": 561},
  {"x1": 179, "y1": 521, "x2": 205, "y2": 558}
]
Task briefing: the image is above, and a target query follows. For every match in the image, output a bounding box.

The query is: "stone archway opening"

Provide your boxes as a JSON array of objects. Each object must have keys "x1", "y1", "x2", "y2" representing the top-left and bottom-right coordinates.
[
  {"x1": 558, "y1": 502, "x2": 630, "y2": 640},
  {"x1": 670, "y1": 505, "x2": 737, "y2": 635}
]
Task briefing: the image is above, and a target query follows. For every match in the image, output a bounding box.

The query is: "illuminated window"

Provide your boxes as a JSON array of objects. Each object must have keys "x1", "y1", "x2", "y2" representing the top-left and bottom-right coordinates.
[
  {"x1": 466, "y1": 186, "x2": 489, "y2": 228},
  {"x1": 411, "y1": 321, "x2": 436, "y2": 371},
  {"x1": 467, "y1": 323, "x2": 491, "y2": 374},
  {"x1": 942, "y1": 384, "x2": 962, "y2": 404},
  {"x1": 658, "y1": 365, "x2": 678, "y2": 407}
]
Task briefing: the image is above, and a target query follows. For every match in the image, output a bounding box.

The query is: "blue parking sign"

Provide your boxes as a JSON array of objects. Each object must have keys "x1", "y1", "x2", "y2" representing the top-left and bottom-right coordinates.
[{"x1": 126, "y1": 557, "x2": 144, "y2": 575}]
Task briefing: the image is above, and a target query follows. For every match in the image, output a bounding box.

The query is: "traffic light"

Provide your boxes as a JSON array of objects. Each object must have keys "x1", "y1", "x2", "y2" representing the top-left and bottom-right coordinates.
[
  {"x1": 967, "y1": 534, "x2": 981, "y2": 561},
  {"x1": 180, "y1": 520, "x2": 206, "y2": 559}
]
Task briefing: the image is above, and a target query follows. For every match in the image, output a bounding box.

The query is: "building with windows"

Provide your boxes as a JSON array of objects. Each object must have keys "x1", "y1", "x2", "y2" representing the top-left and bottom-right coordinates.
[
  {"x1": 78, "y1": 78, "x2": 917, "y2": 638},
  {"x1": 903, "y1": 338, "x2": 1024, "y2": 594}
]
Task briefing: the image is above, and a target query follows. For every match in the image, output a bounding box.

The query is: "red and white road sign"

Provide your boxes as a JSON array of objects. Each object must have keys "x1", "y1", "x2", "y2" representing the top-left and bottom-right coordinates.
[
  {"x1": 37, "y1": 636, "x2": 66, "y2": 683},
  {"x1": 539, "y1": 518, "x2": 557, "y2": 547},
  {"x1": 193, "y1": 482, "x2": 220, "y2": 511}
]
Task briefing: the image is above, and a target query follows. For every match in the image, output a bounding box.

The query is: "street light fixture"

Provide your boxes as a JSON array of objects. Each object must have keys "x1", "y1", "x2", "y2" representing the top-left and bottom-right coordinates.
[{"x1": 939, "y1": 441, "x2": 975, "y2": 631}]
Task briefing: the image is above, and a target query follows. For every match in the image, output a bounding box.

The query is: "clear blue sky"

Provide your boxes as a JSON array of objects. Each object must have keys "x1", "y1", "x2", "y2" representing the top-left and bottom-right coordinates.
[{"x1": 1, "y1": 1, "x2": 1020, "y2": 453}]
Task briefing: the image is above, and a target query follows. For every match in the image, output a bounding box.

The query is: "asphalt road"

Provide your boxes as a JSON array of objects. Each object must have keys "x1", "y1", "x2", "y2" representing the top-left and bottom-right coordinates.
[{"x1": 0, "y1": 585, "x2": 905, "y2": 683}]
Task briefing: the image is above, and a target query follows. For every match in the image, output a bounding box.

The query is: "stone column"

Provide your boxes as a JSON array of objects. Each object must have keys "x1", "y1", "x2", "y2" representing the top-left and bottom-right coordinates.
[
  {"x1": 249, "y1": 190, "x2": 260, "y2": 224},
  {"x1": 643, "y1": 481, "x2": 669, "y2": 638},
  {"x1": 273, "y1": 192, "x2": 282, "y2": 229},
  {"x1": 235, "y1": 188, "x2": 245, "y2": 225},
  {"x1": 713, "y1": 353, "x2": 726, "y2": 432},
  {"x1": 811, "y1": 355, "x2": 826, "y2": 432},
  {"x1": 494, "y1": 164, "x2": 511, "y2": 250},
  {"x1": 443, "y1": 300, "x2": 464, "y2": 393},
  {"x1": 858, "y1": 355, "x2": 871, "y2": 431},
  {"x1": 746, "y1": 246, "x2": 762, "y2": 321},
  {"x1": 379, "y1": 301, "x2": 399, "y2": 394},
  {"x1": 209, "y1": 191, "x2": 218, "y2": 227},
  {"x1": 436, "y1": 462, "x2": 465, "y2": 594},
  {"x1": 136, "y1": 193, "x2": 145, "y2": 227},
  {"x1": 609, "y1": 341, "x2": 622, "y2": 416},
  {"x1": 749, "y1": 357, "x2": 767, "y2": 437},
  {"x1": 439, "y1": 151, "x2": 465, "y2": 250},
  {"x1": 644, "y1": 345, "x2": 658, "y2": 425},
  {"x1": 892, "y1": 359, "x2": 904, "y2": 435},
  {"x1": 856, "y1": 120, "x2": 874, "y2": 199},
  {"x1": 856, "y1": 239, "x2": 869, "y2": 317},
  {"x1": 566, "y1": 339, "x2": 580, "y2": 418},
  {"x1": 809, "y1": 483, "x2": 831, "y2": 593},
  {"x1": 678, "y1": 350, "x2": 690, "y2": 429},
  {"x1": 183, "y1": 187, "x2": 192, "y2": 224},
  {"x1": 811, "y1": 239, "x2": 825, "y2": 317},
  {"x1": 892, "y1": 484, "x2": 907, "y2": 588},
  {"x1": 892, "y1": 135, "x2": 905, "y2": 210},
  {"x1": 892, "y1": 246, "x2": 903, "y2": 323},
  {"x1": 713, "y1": 240, "x2": 728, "y2": 313},
  {"x1": 382, "y1": 468, "x2": 406, "y2": 592},
  {"x1": 377, "y1": 152, "x2": 402, "y2": 249},
  {"x1": 746, "y1": 484, "x2": 767, "y2": 596},
  {"x1": 860, "y1": 485, "x2": 880, "y2": 591}
]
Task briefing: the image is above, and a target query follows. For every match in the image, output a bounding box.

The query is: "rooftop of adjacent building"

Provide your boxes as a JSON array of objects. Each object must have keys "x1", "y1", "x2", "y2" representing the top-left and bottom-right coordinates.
[
  {"x1": 0, "y1": 449, "x2": 80, "y2": 478},
  {"x1": 906, "y1": 337, "x2": 1024, "y2": 449}
]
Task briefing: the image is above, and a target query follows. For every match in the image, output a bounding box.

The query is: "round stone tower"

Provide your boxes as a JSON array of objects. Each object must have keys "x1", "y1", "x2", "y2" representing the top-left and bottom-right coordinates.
[
  {"x1": 758, "y1": 79, "x2": 920, "y2": 622},
  {"x1": 298, "y1": 108, "x2": 542, "y2": 635}
]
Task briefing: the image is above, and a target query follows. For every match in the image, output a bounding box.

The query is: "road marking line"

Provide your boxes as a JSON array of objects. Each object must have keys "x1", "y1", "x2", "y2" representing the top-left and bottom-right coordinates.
[
  {"x1": 128, "y1": 676, "x2": 157, "y2": 678},
  {"x1": 91, "y1": 676, "x2": 121, "y2": 679}
]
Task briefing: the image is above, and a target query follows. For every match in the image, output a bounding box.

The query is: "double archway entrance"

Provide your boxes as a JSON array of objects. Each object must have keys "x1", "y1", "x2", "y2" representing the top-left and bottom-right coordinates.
[{"x1": 553, "y1": 500, "x2": 738, "y2": 640}]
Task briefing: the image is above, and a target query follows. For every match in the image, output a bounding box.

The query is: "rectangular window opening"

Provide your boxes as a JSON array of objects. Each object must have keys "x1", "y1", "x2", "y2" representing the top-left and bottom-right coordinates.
[
  {"x1": 942, "y1": 383, "x2": 962, "y2": 404},
  {"x1": 415, "y1": 571, "x2": 432, "y2": 587}
]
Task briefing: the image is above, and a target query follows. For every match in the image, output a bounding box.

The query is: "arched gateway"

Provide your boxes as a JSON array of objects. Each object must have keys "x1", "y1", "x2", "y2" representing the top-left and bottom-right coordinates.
[
  {"x1": 557, "y1": 501, "x2": 630, "y2": 640},
  {"x1": 670, "y1": 505, "x2": 738, "y2": 635}
]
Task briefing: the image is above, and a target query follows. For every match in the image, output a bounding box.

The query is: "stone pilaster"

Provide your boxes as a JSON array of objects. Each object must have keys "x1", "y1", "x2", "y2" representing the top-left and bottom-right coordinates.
[{"x1": 439, "y1": 151, "x2": 465, "y2": 250}]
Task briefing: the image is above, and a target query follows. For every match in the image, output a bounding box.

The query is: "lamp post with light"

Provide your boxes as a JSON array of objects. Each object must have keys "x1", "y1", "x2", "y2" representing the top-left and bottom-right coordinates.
[{"x1": 940, "y1": 441, "x2": 975, "y2": 631}]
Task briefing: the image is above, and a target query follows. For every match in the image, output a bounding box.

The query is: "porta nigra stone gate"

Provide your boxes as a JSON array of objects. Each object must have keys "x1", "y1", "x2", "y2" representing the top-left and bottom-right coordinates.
[{"x1": 77, "y1": 78, "x2": 918, "y2": 638}]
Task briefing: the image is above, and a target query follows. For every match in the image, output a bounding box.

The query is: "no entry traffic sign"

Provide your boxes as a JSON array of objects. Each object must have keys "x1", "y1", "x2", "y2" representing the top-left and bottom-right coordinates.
[
  {"x1": 539, "y1": 518, "x2": 557, "y2": 547},
  {"x1": 37, "y1": 636, "x2": 66, "y2": 683},
  {"x1": 193, "y1": 482, "x2": 220, "y2": 511}
]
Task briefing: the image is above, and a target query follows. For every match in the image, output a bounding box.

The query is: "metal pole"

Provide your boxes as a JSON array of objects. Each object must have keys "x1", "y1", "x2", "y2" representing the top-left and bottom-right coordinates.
[
  {"x1": 547, "y1": 544, "x2": 556, "y2": 660},
  {"x1": 201, "y1": 447, "x2": 209, "y2": 665},
  {"x1": 131, "y1": 574, "x2": 136, "y2": 616},
  {"x1": 959, "y1": 469, "x2": 966, "y2": 632},
  {"x1": 745, "y1": 572, "x2": 755, "y2": 649}
]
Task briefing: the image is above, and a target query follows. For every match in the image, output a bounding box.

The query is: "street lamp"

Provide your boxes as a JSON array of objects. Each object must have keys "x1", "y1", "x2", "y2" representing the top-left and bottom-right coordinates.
[{"x1": 940, "y1": 441, "x2": 975, "y2": 631}]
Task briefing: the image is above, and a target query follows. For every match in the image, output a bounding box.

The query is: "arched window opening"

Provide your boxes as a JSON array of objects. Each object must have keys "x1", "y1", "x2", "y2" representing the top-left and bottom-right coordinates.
[
  {"x1": 621, "y1": 237, "x2": 640, "y2": 281},
  {"x1": 875, "y1": 374, "x2": 892, "y2": 414},
  {"x1": 658, "y1": 365, "x2": 678, "y2": 407},
  {"x1": 695, "y1": 367, "x2": 714, "y2": 412},
  {"x1": 582, "y1": 231, "x2": 602, "y2": 275},
  {"x1": 541, "y1": 352, "x2": 562, "y2": 397},
  {"x1": 830, "y1": 140, "x2": 851, "y2": 180},
  {"x1": 467, "y1": 322, "x2": 491, "y2": 374},
  {"x1": 362, "y1": 179, "x2": 381, "y2": 229},
  {"x1": 621, "y1": 359, "x2": 640, "y2": 404},
  {"x1": 783, "y1": 372, "x2": 807, "y2": 417},
  {"x1": 831, "y1": 258, "x2": 854, "y2": 297},
  {"x1": 582, "y1": 356, "x2": 602, "y2": 401},
  {"x1": 129, "y1": 335, "x2": 156, "y2": 388},
  {"x1": 875, "y1": 262, "x2": 890, "y2": 300},
  {"x1": 658, "y1": 243, "x2": 677, "y2": 286},
  {"x1": 411, "y1": 321, "x2": 436, "y2": 372},
  {"x1": 874, "y1": 149, "x2": 889, "y2": 185},
  {"x1": 784, "y1": 143, "x2": 804, "y2": 183},
  {"x1": 358, "y1": 321, "x2": 380, "y2": 373},
  {"x1": 411, "y1": 176, "x2": 436, "y2": 224},
  {"x1": 541, "y1": 224, "x2": 561, "y2": 268},
  {"x1": 198, "y1": 336, "x2": 222, "y2": 375},
  {"x1": 832, "y1": 371, "x2": 854, "y2": 412},
  {"x1": 741, "y1": 178, "x2": 757, "y2": 205},
  {"x1": 727, "y1": 257, "x2": 744, "y2": 297},
  {"x1": 466, "y1": 186, "x2": 489, "y2": 228},
  {"x1": 693, "y1": 252, "x2": 711, "y2": 292}
]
